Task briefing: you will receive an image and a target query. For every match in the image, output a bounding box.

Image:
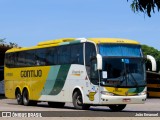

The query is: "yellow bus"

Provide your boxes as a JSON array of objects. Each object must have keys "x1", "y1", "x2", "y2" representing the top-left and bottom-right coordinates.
[
  {"x1": 147, "y1": 71, "x2": 160, "y2": 97},
  {"x1": 145, "y1": 55, "x2": 160, "y2": 97},
  {"x1": 4, "y1": 38, "x2": 146, "y2": 111}
]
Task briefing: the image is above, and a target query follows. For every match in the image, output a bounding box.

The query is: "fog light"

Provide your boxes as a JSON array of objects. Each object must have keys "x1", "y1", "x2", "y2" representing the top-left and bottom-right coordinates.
[
  {"x1": 142, "y1": 99, "x2": 146, "y2": 101},
  {"x1": 138, "y1": 91, "x2": 146, "y2": 95}
]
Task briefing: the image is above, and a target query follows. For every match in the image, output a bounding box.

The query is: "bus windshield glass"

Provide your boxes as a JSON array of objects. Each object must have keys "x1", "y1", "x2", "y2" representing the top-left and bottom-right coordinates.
[
  {"x1": 99, "y1": 44, "x2": 142, "y2": 57},
  {"x1": 99, "y1": 44, "x2": 146, "y2": 87}
]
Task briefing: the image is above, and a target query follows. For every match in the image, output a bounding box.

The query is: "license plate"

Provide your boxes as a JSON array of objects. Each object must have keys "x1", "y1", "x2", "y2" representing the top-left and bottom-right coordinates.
[{"x1": 123, "y1": 98, "x2": 131, "y2": 102}]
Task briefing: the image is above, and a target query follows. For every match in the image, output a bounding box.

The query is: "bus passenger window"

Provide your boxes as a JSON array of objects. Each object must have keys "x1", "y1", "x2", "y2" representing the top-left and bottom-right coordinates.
[
  {"x1": 25, "y1": 51, "x2": 35, "y2": 66},
  {"x1": 35, "y1": 49, "x2": 47, "y2": 66},
  {"x1": 5, "y1": 53, "x2": 15, "y2": 67},
  {"x1": 58, "y1": 46, "x2": 71, "y2": 65},
  {"x1": 46, "y1": 47, "x2": 57, "y2": 65},
  {"x1": 71, "y1": 44, "x2": 83, "y2": 65}
]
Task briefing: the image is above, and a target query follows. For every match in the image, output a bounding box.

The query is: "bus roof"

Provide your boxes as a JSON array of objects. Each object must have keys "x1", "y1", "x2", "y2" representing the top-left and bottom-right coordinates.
[
  {"x1": 6, "y1": 38, "x2": 140, "y2": 53},
  {"x1": 88, "y1": 38, "x2": 139, "y2": 44}
]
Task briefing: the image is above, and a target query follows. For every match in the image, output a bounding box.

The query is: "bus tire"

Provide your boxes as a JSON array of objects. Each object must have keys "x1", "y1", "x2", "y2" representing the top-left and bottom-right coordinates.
[
  {"x1": 22, "y1": 89, "x2": 37, "y2": 106},
  {"x1": 22, "y1": 89, "x2": 30, "y2": 106},
  {"x1": 15, "y1": 89, "x2": 23, "y2": 105},
  {"x1": 48, "y1": 102, "x2": 65, "y2": 108},
  {"x1": 72, "y1": 91, "x2": 90, "y2": 110},
  {"x1": 108, "y1": 104, "x2": 126, "y2": 111}
]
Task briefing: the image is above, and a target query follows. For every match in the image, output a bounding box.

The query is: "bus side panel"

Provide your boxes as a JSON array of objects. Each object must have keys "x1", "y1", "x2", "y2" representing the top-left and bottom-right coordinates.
[
  {"x1": 4, "y1": 80, "x2": 15, "y2": 99},
  {"x1": 39, "y1": 65, "x2": 71, "y2": 102},
  {"x1": 65, "y1": 64, "x2": 87, "y2": 102},
  {"x1": 148, "y1": 91, "x2": 160, "y2": 97},
  {"x1": 39, "y1": 64, "x2": 94, "y2": 103},
  {"x1": 68, "y1": 65, "x2": 100, "y2": 104},
  {"x1": 5, "y1": 67, "x2": 15, "y2": 99},
  {"x1": 4, "y1": 66, "x2": 50, "y2": 100},
  {"x1": 5, "y1": 64, "x2": 99, "y2": 103},
  {"x1": 21, "y1": 66, "x2": 50, "y2": 100}
]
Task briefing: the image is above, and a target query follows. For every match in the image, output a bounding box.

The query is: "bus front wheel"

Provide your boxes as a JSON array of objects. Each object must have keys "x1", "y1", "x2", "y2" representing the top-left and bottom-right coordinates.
[
  {"x1": 108, "y1": 104, "x2": 126, "y2": 111},
  {"x1": 72, "y1": 91, "x2": 90, "y2": 110}
]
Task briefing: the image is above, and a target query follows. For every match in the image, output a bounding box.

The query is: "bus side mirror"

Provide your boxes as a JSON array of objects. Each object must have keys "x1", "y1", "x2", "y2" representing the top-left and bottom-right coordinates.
[
  {"x1": 146, "y1": 55, "x2": 157, "y2": 71},
  {"x1": 97, "y1": 54, "x2": 102, "y2": 70}
]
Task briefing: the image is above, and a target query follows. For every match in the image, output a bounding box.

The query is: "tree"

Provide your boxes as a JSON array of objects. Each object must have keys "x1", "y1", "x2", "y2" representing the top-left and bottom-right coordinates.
[
  {"x1": 0, "y1": 38, "x2": 18, "y2": 47},
  {"x1": 0, "y1": 38, "x2": 6, "y2": 44},
  {"x1": 128, "y1": 0, "x2": 160, "y2": 17},
  {"x1": 9, "y1": 42, "x2": 18, "y2": 48}
]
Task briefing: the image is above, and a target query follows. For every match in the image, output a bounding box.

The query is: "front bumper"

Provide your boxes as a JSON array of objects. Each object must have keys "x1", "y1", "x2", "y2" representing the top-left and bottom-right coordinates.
[{"x1": 99, "y1": 95, "x2": 146, "y2": 105}]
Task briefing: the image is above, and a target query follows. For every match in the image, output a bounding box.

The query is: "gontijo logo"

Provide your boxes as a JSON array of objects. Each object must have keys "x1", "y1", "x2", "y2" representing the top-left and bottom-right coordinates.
[{"x1": 21, "y1": 70, "x2": 42, "y2": 77}]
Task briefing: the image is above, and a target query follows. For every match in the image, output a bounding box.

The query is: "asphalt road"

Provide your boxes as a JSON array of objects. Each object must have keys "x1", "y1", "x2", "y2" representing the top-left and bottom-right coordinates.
[
  {"x1": 0, "y1": 96, "x2": 160, "y2": 112},
  {"x1": 0, "y1": 95, "x2": 160, "y2": 119}
]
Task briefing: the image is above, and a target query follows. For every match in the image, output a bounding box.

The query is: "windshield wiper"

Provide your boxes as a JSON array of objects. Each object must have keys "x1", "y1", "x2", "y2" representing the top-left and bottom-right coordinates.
[
  {"x1": 129, "y1": 72, "x2": 138, "y2": 87},
  {"x1": 115, "y1": 70, "x2": 127, "y2": 87},
  {"x1": 116, "y1": 69, "x2": 139, "y2": 88}
]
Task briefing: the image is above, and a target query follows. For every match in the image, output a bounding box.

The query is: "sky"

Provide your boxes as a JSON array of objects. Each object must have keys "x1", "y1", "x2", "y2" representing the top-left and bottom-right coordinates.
[{"x1": 0, "y1": 0, "x2": 160, "y2": 50}]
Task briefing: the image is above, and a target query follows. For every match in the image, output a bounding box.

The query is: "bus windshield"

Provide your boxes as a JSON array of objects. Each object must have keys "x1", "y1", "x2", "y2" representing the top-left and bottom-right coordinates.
[
  {"x1": 99, "y1": 44, "x2": 142, "y2": 57},
  {"x1": 99, "y1": 44, "x2": 146, "y2": 87}
]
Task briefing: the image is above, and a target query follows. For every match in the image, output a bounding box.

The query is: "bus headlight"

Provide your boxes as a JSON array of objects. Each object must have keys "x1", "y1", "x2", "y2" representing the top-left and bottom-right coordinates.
[
  {"x1": 101, "y1": 91, "x2": 114, "y2": 96},
  {"x1": 138, "y1": 91, "x2": 146, "y2": 95}
]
